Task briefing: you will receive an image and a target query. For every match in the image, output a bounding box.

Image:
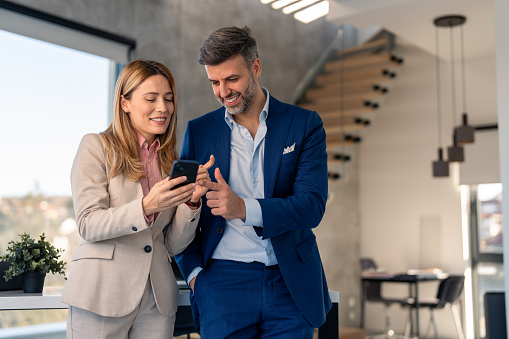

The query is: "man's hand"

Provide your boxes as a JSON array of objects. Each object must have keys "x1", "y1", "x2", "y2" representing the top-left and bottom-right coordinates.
[
  {"x1": 189, "y1": 276, "x2": 196, "y2": 292},
  {"x1": 200, "y1": 168, "x2": 246, "y2": 220}
]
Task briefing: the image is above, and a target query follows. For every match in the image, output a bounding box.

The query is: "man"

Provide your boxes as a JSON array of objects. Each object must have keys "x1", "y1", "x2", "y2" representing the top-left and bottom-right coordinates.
[{"x1": 176, "y1": 26, "x2": 331, "y2": 338}]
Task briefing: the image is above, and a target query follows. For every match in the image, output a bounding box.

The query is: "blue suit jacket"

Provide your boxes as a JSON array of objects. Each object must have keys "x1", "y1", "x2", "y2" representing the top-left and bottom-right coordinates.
[{"x1": 176, "y1": 96, "x2": 332, "y2": 328}]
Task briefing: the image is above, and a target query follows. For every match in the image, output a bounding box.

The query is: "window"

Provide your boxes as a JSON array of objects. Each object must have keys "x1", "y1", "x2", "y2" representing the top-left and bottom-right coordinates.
[
  {"x1": 469, "y1": 184, "x2": 504, "y2": 338},
  {"x1": 0, "y1": 2, "x2": 135, "y2": 334}
]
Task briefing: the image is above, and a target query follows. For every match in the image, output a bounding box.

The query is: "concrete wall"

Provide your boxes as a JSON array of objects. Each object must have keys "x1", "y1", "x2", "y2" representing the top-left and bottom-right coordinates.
[{"x1": 318, "y1": 157, "x2": 361, "y2": 328}]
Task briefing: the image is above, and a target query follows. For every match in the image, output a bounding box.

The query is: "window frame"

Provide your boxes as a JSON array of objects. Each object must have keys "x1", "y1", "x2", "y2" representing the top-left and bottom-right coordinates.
[{"x1": 0, "y1": 0, "x2": 135, "y2": 64}]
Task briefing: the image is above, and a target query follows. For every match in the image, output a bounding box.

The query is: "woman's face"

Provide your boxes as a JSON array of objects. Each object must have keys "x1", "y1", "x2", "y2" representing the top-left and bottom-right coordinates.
[{"x1": 121, "y1": 74, "x2": 174, "y2": 144}]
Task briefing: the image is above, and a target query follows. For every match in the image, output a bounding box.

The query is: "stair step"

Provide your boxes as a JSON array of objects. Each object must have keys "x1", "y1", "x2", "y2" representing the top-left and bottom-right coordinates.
[
  {"x1": 324, "y1": 123, "x2": 367, "y2": 134},
  {"x1": 325, "y1": 52, "x2": 402, "y2": 72},
  {"x1": 322, "y1": 115, "x2": 371, "y2": 128},
  {"x1": 318, "y1": 106, "x2": 378, "y2": 119},
  {"x1": 326, "y1": 138, "x2": 359, "y2": 147},
  {"x1": 306, "y1": 82, "x2": 390, "y2": 100},
  {"x1": 328, "y1": 151, "x2": 351, "y2": 160},
  {"x1": 326, "y1": 140, "x2": 359, "y2": 148},
  {"x1": 308, "y1": 96, "x2": 380, "y2": 110},
  {"x1": 339, "y1": 36, "x2": 389, "y2": 57},
  {"x1": 300, "y1": 97, "x2": 379, "y2": 112},
  {"x1": 316, "y1": 66, "x2": 397, "y2": 85},
  {"x1": 306, "y1": 89, "x2": 385, "y2": 102}
]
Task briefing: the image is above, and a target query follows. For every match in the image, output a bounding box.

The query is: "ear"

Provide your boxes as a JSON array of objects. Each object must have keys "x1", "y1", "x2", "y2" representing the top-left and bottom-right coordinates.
[
  {"x1": 252, "y1": 58, "x2": 262, "y2": 78},
  {"x1": 120, "y1": 95, "x2": 130, "y2": 113}
]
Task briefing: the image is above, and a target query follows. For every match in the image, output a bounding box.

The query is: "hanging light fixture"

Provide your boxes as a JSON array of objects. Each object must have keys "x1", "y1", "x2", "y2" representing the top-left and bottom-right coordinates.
[
  {"x1": 434, "y1": 15, "x2": 466, "y2": 163},
  {"x1": 432, "y1": 21, "x2": 449, "y2": 177},
  {"x1": 455, "y1": 22, "x2": 475, "y2": 144}
]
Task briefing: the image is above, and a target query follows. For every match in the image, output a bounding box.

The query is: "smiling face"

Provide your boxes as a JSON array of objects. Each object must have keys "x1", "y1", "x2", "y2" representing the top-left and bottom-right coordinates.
[
  {"x1": 121, "y1": 74, "x2": 174, "y2": 144},
  {"x1": 206, "y1": 55, "x2": 262, "y2": 116}
]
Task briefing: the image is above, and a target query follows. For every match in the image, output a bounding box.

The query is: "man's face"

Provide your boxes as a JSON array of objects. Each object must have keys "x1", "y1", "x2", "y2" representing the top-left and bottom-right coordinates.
[{"x1": 205, "y1": 55, "x2": 261, "y2": 115}]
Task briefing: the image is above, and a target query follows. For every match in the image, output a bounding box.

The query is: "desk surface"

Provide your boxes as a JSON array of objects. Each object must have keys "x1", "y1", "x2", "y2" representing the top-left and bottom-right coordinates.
[
  {"x1": 0, "y1": 281, "x2": 191, "y2": 310},
  {"x1": 362, "y1": 272, "x2": 448, "y2": 282}
]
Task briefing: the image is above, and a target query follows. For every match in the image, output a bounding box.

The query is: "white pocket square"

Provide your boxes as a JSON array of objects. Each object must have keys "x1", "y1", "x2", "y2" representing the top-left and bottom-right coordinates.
[{"x1": 283, "y1": 143, "x2": 295, "y2": 155}]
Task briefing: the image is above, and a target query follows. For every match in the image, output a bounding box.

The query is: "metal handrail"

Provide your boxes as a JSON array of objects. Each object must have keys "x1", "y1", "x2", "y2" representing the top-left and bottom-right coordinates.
[{"x1": 290, "y1": 27, "x2": 344, "y2": 105}]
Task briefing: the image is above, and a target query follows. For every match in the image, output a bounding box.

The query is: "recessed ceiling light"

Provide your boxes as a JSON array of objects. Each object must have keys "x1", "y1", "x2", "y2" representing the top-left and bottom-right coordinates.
[
  {"x1": 294, "y1": 1, "x2": 329, "y2": 23},
  {"x1": 283, "y1": 0, "x2": 320, "y2": 14}
]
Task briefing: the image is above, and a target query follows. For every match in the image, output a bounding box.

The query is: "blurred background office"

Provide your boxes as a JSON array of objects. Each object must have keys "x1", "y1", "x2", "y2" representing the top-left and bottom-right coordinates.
[{"x1": 0, "y1": 0, "x2": 508, "y2": 338}]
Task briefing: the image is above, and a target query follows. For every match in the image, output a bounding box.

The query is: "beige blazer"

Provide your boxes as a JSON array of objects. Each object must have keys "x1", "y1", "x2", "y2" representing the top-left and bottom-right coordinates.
[{"x1": 61, "y1": 133, "x2": 199, "y2": 318}]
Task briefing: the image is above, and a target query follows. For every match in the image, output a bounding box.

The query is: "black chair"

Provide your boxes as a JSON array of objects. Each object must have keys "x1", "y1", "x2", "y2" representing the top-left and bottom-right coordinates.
[
  {"x1": 484, "y1": 292, "x2": 507, "y2": 339},
  {"x1": 360, "y1": 258, "x2": 406, "y2": 338},
  {"x1": 403, "y1": 275, "x2": 465, "y2": 339}
]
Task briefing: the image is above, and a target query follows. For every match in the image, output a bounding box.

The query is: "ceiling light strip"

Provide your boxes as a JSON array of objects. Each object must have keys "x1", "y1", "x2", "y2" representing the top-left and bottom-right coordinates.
[
  {"x1": 283, "y1": 0, "x2": 320, "y2": 14},
  {"x1": 272, "y1": 0, "x2": 298, "y2": 10},
  {"x1": 294, "y1": 1, "x2": 329, "y2": 24}
]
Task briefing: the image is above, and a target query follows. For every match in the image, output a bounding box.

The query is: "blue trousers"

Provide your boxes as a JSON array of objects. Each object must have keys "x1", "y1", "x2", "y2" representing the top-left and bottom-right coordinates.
[{"x1": 193, "y1": 259, "x2": 314, "y2": 339}]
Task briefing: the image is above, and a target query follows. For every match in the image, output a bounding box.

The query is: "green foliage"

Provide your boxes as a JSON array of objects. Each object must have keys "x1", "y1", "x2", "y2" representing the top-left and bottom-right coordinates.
[{"x1": 0, "y1": 233, "x2": 66, "y2": 281}]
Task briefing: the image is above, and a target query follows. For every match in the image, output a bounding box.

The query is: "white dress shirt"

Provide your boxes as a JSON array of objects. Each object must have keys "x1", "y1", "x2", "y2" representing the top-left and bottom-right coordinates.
[{"x1": 187, "y1": 88, "x2": 277, "y2": 285}]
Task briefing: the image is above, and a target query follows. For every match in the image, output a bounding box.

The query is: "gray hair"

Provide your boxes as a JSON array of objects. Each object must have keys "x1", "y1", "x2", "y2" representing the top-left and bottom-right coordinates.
[{"x1": 198, "y1": 26, "x2": 259, "y2": 67}]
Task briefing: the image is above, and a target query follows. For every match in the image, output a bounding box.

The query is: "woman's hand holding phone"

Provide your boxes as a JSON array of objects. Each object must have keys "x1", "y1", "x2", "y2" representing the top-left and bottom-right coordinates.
[
  {"x1": 142, "y1": 175, "x2": 195, "y2": 215},
  {"x1": 142, "y1": 155, "x2": 215, "y2": 215}
]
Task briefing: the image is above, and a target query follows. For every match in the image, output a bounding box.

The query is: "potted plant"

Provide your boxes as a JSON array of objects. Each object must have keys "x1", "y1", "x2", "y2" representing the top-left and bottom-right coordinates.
[{"x1": 0, "y1": 232, "x2": 66, "y2": 293}]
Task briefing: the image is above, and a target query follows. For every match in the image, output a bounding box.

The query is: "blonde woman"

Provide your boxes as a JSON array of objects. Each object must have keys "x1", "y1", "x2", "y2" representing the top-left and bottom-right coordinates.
[{"x1": 62, "y1": 59, "x2": 213, "y2": 339}]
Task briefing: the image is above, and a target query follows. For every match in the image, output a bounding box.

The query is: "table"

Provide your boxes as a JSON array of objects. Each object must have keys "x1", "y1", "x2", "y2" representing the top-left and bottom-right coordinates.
[
  {"x1": 0, "y1": 281, "x2": 190, "y2": 310},
  {"x1": 0, "y1": 285, "x2": 339, "y2": 339},
  {"x1": 361, "y1": 272, "x2": 448, "y2": 338}
]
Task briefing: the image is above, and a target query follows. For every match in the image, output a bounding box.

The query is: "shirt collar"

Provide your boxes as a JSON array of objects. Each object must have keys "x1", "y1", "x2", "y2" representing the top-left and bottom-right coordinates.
[
  {"x1": 137, "y1": 132, "x2": 160, "y2": 151},
  {"x1": 224, "y1": 87, "x2": 270, "y2": 130}
]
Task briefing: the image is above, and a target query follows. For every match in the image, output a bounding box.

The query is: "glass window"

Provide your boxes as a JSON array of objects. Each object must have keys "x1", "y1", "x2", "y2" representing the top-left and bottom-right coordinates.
[
  {"x1": 477, "y1": 184, "x2": 503, "y2": 254},
  {"x1": 468, "y1": 183, "x2": 505, "y2": 338},
  {"x1": 0, "y1": 29, "x2": 111, "y2": 331}
]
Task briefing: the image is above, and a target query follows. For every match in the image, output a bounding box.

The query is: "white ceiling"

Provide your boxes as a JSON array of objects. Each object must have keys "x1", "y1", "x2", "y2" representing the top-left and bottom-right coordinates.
[{"x1": 327, "y1": 0, "x2": 495, "y2": 60}]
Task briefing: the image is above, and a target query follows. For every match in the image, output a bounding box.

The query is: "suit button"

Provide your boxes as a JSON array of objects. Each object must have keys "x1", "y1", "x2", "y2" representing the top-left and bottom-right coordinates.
[
  {"x1": 132, "y1": 227, "x2": 137, "y2": 232},
  {"x1": 144, "y1": 245, "x2": 152, "y2": 253},
  {"x1": 216, "y1": 228, "x2": 223, "y2": 234}
]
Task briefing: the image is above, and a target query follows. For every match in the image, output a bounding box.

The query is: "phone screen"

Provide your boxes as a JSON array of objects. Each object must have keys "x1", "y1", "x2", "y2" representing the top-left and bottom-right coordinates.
[{"x1": 170, "y1": 160, "x2": 200, "y2": 190}]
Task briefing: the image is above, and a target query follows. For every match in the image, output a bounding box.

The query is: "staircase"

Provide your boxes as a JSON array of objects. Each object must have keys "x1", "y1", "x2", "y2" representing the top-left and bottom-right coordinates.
[{"x1": 295, "y1": 29, "x2": 403, "y2": 184}]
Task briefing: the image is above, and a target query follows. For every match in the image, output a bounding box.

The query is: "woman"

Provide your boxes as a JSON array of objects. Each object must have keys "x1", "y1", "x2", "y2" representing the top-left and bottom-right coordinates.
[{"x1": 61, "y1": 59, "x2": 213, "y2": 339}]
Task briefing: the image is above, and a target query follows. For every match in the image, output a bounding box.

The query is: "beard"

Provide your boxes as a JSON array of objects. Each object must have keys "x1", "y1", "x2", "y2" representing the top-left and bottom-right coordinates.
[{"x1": 219, "y1": 72, "x2": 258, "y2": 115}]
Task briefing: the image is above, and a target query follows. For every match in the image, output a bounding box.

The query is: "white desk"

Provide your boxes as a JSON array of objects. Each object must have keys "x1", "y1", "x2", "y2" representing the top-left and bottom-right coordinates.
[{"x1": 0, "y1": 282, "x2": 191, "y2": 310}]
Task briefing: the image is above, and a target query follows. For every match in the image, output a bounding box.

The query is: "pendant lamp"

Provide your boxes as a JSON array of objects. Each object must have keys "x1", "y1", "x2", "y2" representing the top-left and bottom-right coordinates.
[
  {"x1": 447, "y1": 130, "x2": 465, "y2": 162},
  {"x1": 433, "y1": 148, "x2": 449, "y2": 177},
  {"x1": 434, "y1": 15, "x2": 466, "y2": 163},
  {"x1": 432, "y1": 21, "x2": 449, "y2": 177},
  {"x1": 454, "y1": 22, "x2": 475, "y2": 144}
]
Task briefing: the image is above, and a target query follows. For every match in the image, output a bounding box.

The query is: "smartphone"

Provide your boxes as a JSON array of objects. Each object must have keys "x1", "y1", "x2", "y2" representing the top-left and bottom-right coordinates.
[{"x1": 169, "y1": 159, "x2": 200, "y2": 190}]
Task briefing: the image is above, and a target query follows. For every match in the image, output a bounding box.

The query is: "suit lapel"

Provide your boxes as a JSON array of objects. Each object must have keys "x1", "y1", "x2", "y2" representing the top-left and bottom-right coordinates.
[
  {"x1": 210, "y1": 110, "x2": 231, "y2": 183},
  {"x1": 264, "y1": 97, "x2": 292, "y2": 198}
]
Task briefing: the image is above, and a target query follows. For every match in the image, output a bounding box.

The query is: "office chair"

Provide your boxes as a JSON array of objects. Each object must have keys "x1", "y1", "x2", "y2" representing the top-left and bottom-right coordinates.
[
  {"x1": 484, "y1": 292, "x2": 507, "y2": 339},
  {"x1": 402, "y1": 275, "x2": 465, "y2": 339},
  {"x1": 360, "y1": 258, "x2": 406, "y2": 338}
]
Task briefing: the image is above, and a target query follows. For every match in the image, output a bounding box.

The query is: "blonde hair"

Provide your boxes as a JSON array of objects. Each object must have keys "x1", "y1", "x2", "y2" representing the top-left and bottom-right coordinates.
[{"x1": 101, "y1": 59, "x2": 178, "y2": 181}]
